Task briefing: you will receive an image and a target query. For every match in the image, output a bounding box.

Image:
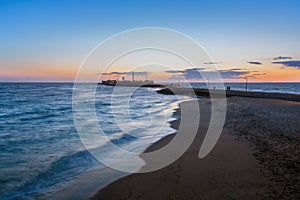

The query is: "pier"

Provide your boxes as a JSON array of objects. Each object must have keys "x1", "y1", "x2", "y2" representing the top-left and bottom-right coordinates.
[{"x1": 157, "y1": 87, "x2": 300, "y2": 102}]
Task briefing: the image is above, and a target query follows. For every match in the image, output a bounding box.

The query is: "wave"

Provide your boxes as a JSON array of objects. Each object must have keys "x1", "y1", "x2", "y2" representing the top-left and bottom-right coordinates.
[
  {"x1": 3, "y1": 132, "x2": 146, "y2": 199},
  {"x1": 2, "y1": 149, "x2": 99, "y2": 200}
]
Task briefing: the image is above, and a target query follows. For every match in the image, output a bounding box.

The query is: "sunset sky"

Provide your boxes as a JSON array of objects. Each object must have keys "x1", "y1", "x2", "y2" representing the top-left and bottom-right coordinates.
[{"x1": 1, "y1": 0, "x2": 299, "y2": 82}]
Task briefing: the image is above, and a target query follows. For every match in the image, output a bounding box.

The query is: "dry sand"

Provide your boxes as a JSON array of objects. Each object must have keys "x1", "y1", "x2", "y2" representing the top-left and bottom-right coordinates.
[{"x1": 92, "y1": 97, "x2": 300, "y2": 200}]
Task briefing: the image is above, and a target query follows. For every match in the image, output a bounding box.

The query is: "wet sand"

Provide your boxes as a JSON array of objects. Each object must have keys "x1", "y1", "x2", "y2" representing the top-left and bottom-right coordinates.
[{"x1": 92, "y1": 97, "x2": 300, "y2": 200}]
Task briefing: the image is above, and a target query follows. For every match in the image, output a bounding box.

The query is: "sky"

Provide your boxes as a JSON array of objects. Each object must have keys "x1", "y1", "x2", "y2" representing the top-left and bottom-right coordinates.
[{"x1": 0, "y1": 0, "x2": 300, "y2": 82}]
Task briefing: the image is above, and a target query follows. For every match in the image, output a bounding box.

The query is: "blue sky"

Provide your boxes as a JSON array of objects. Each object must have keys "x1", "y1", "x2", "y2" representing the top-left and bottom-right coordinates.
[{"x1": 1, "y1": 0, "x2": 300, "y2": 81}]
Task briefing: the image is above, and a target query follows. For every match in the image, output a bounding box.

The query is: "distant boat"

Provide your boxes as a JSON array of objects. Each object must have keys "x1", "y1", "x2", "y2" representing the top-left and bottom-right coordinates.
[
  {"x1": 99, "y1": 72, "x2": 163, "y2": 87},
  {"x1": 101, "y1": 79, "x2": 117, "y2": 86}
]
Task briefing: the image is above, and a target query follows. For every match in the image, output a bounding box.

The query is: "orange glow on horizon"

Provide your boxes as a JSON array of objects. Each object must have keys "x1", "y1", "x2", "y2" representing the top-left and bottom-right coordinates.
[{"x1": 1, "y1": 62, "x2": 299, "y2": 82}]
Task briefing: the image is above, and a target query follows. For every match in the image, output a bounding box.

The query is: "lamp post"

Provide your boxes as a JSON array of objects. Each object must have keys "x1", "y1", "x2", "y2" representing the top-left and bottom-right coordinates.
[
  {"x1": 245, "y1": 76, "x2": 249, "y2": 92},
  {"x1": 205, "y1": 78, "x2": 210, "y2": 89},
  {"x1": 132, "y1": 71, "x2": 135, "y2": 82}
]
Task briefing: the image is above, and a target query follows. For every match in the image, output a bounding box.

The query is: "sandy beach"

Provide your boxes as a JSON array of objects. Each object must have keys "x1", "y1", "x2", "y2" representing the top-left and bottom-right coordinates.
[
  {"x1": 92, "y1": 97, "x2": 300, "y2": 200},
  {"x1": 2, "y1": 2, "x2": 300, "y2": 199}
]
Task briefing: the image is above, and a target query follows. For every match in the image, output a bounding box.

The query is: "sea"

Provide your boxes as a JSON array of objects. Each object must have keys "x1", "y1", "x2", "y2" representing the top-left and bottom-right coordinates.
[{"x1": 0, "y1": 82, "x2": 299, "y2": 199}]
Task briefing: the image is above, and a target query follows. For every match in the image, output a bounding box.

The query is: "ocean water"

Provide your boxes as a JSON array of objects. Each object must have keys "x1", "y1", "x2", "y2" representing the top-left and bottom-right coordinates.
[
  {"x1": 0, "y1": 82, "x2": 299, "y2": 199},
  {"x1": 0, "y1": 83, "x2": 184, "y2": 199}
]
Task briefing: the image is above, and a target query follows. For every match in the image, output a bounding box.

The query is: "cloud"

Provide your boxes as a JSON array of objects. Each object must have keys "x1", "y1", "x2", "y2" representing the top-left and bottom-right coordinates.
[
  {"x1": 165, "y1": 67, "x2": 258, "y2": 80},
  {"x1": 228, "y1": 68, "x2": 244, "y2": 71},
  {"x1": 251, "y1": 73, "x2": 267, "y2": 76},
  {"x1": 272, "y1": 60, "x2": 300, "y2": 69},
  {"x1": 273, "y1": 56, "x2": 292, "y2": 60},
  {"x1": 248, "y1": 61, "x2": 262, "y2": 65},
  {"x1": 165, "y1": 68, "x2": 205, "y2": 76},
  {"x1": 203, "y1": 62, "x2": 222, "y2": 65},
  {"x1": 247, "y1": 73, "x2": 267, "y2": 79},
  {"x1": 176, "y1": 68, "x2": 250, "y2": 80},
  {"x1": 99, "y1": 72, "x2": 125, "y2": 75},
  {"x1": 191, "y1": 67, "x2": 206, "y2": 71},
  {"x1": 98, "y1": 72, "x2": 112, "y2": 75},
  {"x1": 219, "y1": 70, "x2": 249, "y2": 79},
  {"x1": 99, "y1": 71, "x2": 150, "y2": 76},
  {"x1": 165, "y1": 70, "x2": 185, "y2": 74},
  {"x1": 111, "y1": 72, "x2": 126, "y2": 75},
  {"x1": 125, "y1": 71, "x2": 149, "y2": 76}
]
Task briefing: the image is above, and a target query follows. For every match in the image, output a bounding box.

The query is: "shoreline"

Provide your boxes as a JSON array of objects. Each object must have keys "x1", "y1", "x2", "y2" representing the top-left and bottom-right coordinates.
[
  {"x1": 91, "y1": 97, "x2": 300, "y2": 200},
  {"x1": 49, "y1": 98, "x2": 182, "y2": 200}
]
